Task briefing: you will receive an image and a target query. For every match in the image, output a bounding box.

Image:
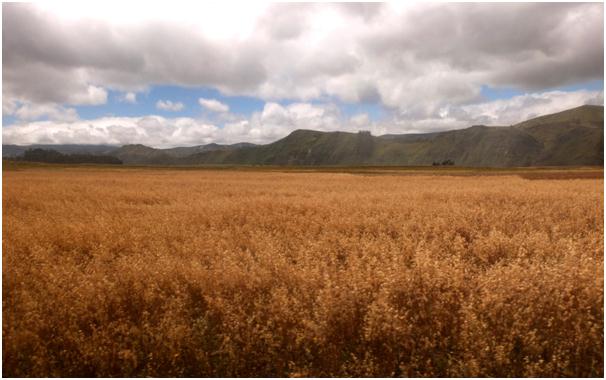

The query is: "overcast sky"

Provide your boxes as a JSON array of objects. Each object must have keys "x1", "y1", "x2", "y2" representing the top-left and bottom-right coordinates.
[{"x1": 2, "y1": 2, "x2": 604, "y2": 147}]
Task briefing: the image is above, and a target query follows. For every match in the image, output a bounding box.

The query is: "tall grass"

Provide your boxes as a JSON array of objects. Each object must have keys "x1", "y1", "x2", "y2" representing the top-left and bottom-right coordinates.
[{"x1": 3, "y1": 168, "x2": 603, "y2": 376}]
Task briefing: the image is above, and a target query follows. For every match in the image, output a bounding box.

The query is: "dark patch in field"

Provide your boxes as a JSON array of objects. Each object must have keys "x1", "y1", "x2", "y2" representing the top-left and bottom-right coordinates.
[{"x1": 518, "y1": 171, "x2": 604, "y2": 180}]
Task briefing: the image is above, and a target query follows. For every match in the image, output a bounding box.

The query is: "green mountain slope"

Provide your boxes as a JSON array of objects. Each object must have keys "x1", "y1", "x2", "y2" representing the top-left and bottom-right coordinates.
[
  {"x1": 4, "y1": 105, "x2": 603, "y2": 167},
  {"x1": 514, "y1": 105, "x2": 603, "y2": 129},
  {"x1": 111, "y1": 144, "x2": 176, "y2": 165},
  {"x1": 2, "y1": 144, "x2": 117, "y2": 158},
  {"x1": 110, "y1": 142, "x2": 257, "y2": 165},
  {"x1": 513, "y1": 105, "x2": 603, "y2": 166},
  {"x1": 179, "y1": 105, "x2": 603, "y2": 167}
]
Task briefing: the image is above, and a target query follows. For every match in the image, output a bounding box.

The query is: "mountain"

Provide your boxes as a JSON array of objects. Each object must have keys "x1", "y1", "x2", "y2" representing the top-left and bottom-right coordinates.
[
  {"x1": 162, "y1": 142, "x2": 256, "y2": 158},
  {"x1": 512, "y1": 105, "x2": 603, "y2": 166},
  {"x1": 3, "y1": 105, "x2": 603, "y2": 167},
  {"x1": 110, "y1": 142, "x2": 257, "y2": 165},
  {"x1": 176, "y1": 105, "x2": 603, "y2": 167},
  {"x1": 514, "y1": 104, "x2": 603, "y2": 129},
  {"x1": 2, "y1": 144, "x2": 117, "y2": 158},
  {"x1": 110, "y1": 144, "x2": 176, "y2": 165},
  {"x1": 17, "y1": 148, "x2": 122, "y2": 165}
]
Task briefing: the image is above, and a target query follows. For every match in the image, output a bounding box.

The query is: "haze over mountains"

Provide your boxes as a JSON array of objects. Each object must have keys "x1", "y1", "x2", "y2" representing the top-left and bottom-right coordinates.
[{"x1": 4, "y1": 105, "x2": 603, "y2": 167}]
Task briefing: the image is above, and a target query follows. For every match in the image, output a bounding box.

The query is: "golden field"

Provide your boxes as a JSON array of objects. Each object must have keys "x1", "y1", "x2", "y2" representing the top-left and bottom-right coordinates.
[{"x1": 2, "y1": 166, "x2": 604, "y2": 377}]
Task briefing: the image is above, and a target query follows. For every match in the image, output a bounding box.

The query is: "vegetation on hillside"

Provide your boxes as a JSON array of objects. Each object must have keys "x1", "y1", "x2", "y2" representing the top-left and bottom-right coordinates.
[
  {"x1": 2, "y1": 144, "x2": 117, "y2": 158},
  {"x1": 76, "y1": 105, "x2": 606, "y2": 167},
  {"x1": 3, "y1": 105, "x2": 603, "y2": 167},
  {"x1": 3, "y1": 168, "x2": 603, "y2": 377},
  {"x1": 17, "y1": 148, "x2": 122, "y2": 165}
]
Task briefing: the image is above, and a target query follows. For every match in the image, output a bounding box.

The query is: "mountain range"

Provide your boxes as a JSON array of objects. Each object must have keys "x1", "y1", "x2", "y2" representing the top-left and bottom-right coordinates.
[{"x1": 3, "y1": 105, "x2": 603, "y2": 167}]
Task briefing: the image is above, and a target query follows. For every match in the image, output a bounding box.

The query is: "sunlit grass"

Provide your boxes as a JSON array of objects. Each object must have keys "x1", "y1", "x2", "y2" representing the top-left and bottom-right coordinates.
[{"x1": 3, "y1": 167, "x2": 603, "y2": 376}]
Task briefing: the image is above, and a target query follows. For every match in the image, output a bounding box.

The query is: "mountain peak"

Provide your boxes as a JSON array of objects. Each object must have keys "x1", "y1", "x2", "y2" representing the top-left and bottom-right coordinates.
[{"x1": 515, "y1": 104, "x2": 604, "y2": 129}]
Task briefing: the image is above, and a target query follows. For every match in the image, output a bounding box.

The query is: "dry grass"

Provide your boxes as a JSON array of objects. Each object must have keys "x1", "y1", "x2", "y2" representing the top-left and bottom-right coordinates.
[{"x1": 3, "y1": 167, "x2": 603, "y2": 377}]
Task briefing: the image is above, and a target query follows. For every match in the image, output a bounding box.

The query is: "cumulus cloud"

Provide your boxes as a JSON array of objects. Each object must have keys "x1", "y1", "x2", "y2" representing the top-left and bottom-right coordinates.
[
  {"x1": 460, "y1": 89, "x2": 605, "y2": 126},
  {"x1": 198, "y1": 98, "x2": 229, "y2": 113},
  {"x1": 120, "y1": 92, "x2": 137, "y2": 104},
  {"x1": 3, "y1": 100, "x2": 79, "y2": 122},
  {"x1": 378, "y1": 89, "x2": 604, "y2": 134},
  {"x1": 3, "y1": 98, "x2": 18, "y2": 115},
  {"x1": 350, "y1": 113, "x2": 370, "y2": 127},
  {"x1": 2, "y1": 3, "x2": 265, "y2": 106},
  {"x1": 245, "y1": 102, "x2": 346, "y2": 142},
  {"x1": 3, "y1": 3, "x2": 602, "y2": 113},
  {"x1": 3, "y1": 88, "x2": 602, "y2": 147},
  {"x1": 2, "y1": 101, "x2": 346, "y2": 147},
  {"x1": 156, "y1": 100, "x2": 184, "y2": 111},
  {"x1": 3, "y1": 116, "x2": 217, "y2": 147},
  {"x1": 2, "y1": 2, "x2": 603, "y2": 145}
]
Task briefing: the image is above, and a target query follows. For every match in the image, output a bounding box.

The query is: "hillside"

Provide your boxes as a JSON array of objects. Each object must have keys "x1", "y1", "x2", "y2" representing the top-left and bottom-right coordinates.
[
  {"x1": 514, "y1": 105, "x2": 603, "y2": 129},
  {"x1": 110, "y1": 142, "x2": 257, "y2": 165},
  {"x1": 16, "y1": 148, "x2": 122, "y2": 165},
  {"x1": 513, "y1": 105, "x2": 603, "y2": 166},
  {"x1": 176, "y1": 105, "x2": 603, "y2": 167},
  {"x1": 2, "y1": 144, "x2": 117, "y2": 158},
  {"x1": 3, "y1": 105, "x2": 603, "y2": 167}
]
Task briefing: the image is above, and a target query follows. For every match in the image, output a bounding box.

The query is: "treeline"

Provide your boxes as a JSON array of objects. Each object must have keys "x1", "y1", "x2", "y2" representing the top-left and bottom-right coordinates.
[
  {"x1": 18, "y1": 148, "x2": 122, "y2": 165},
  {"x1": 432, "y1": 159, "x2": 455, "y2": 166}
]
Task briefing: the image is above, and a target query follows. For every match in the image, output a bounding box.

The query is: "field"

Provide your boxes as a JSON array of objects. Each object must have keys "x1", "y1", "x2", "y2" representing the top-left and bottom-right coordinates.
[{"x1": 2, "y1": 165, "x2": 604, "y2": 377}]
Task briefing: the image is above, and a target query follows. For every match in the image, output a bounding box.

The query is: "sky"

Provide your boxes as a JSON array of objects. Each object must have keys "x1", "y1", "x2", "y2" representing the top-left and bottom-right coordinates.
[{"x1": 2, "y1": 2, "x2": 604, "y2": 148}]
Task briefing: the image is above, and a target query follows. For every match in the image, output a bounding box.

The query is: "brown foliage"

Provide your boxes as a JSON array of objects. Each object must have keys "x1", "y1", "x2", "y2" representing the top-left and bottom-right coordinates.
[{"x1": 3, "y1": 168, "x2": 603, "y2": 377}]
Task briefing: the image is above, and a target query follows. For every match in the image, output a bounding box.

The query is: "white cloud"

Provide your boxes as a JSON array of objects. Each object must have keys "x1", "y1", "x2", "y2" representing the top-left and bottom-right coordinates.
[
  {"x1": 3, "y1": 89, "x2": 602, "y2": 147},
  {"x1": 460, "y1": 89, "x2": 605, "y2": 126},
  {"x1": 1, "y1": 101, "x2": 344, "y2": 147},
  {"x1": 249, "y1": 102, "x2": 344, "y2": 141},
  {"x1": 4, "y1": 101, "x2": 79, "y2": 123},
  {"x1": 120, "y1": 92, "x2": 137, "y2": 104},
  {"x1": 350, "y1": 113, "x2": 370, "y2": 127},
  {"x1": 379, "y1": 89, "x2": 604, "y2": 134},
  {"x1": 3, "y1": 1, "x2": 604, "y2": 149},
  {"x1": 198, "y1": 98, "x2": 229, "y2": 113},
  {"x1": 3, "y1": 2, "x2": 602, "y2": 118},
  {"x1": 2, "y1": 116, "x2": 216, "y2": 147},
  {"x1": 156, "y1": 100, "x2": 184, "y2": 111},
  {"x1": 3, "y1": 98, "x2": 18, "y2": 115},
  {"x1": 68, "y1": 85, "x2": 108, "y2": 105}
]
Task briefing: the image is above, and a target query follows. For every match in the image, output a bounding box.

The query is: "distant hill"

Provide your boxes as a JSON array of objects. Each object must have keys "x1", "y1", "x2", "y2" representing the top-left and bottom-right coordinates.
[
  {"x1": 15, "y1": 148, "x2": 122, "y2": 165},
  {"x1": 163, "y1": 142, "x2": 256, "y2": 158},
  {"x1": 512, "y1": 105, "x2": 603, "y2": 166},
  {"x1": 2, "y1": 144, "x2": 118, "y2": 158},
  {"x1": 514, "y1": 104, "x2": 603, "y2": 129},
  {"x1": 110, "y1": 144, "x2": 176, "y2": 165},
  {"x1": 110, "y1": 142, "x2": 257, "y2": 165},
  {"x1": 175, "y1": 105, "x2": 604, "y2": 167},
  {"x1": 3, "y1": 105, "x2": 603, "y2": 167}
]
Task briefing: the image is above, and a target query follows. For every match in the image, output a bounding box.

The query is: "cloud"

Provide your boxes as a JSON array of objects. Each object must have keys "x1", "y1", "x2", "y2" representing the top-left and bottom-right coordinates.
[
  {"x1": 1, "y1": 101, "x2": 345, "y2": 147},
  {"x1": 257, "y1": 3, "x2": 312, "y2": 40},
  {"x1": 248, "y1": 102, "x2": 344, "y2": 141},
  {"x1": 3, "y1": 2, "x2": 602, "y2": 117},
  {"x1": 460, "y1": 89, "x2": 605, "y2": 126},
  {"x1": 378, "y1": 89, "x2": 604, "y2": 134},
  {"x1": 120, "y1": 92, "x2": 137, "y2": 104},
  {"x1": 198, "y1": 98, "x2": 229, "y2": 113},
  {"x1": 3, "y1": 59, "x2": 109, "y2": 106},
  {"x1": 156, "y1": 99, "x2": 184, "y2": 111},
  {"x1": 350, "y1": 113, "x2": 370, "y2": 127},
  {"x1": 4, "y1": 101, "x2": 79, "y2": 122},
  {"x1": 2, "y1": 3, "x2": 266, "y2": 106},
  {"x1": 2, "y1": 116, "x2": 217, "y2": 147},
  {"x1": 72, "y1": 85, "x2": 108, "y2": 105},
  {"x1": 2, "y1": 3, "x2": 603, "y2": 145},
  {"x1": 3, "y1": 98, "x2": 18, "y2": 115},
  {"x1": 3, "y1": 88, "x2": 603, "y2": 147}
]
